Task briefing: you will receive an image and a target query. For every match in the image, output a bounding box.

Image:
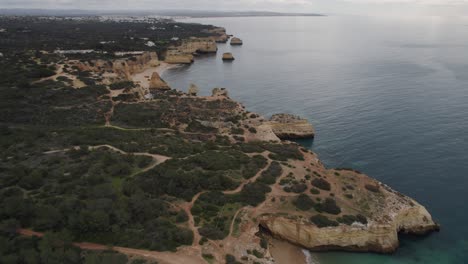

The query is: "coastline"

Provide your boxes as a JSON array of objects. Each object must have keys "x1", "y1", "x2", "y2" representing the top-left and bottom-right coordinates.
[
  {"x1": 132, "y1": 62, "x2": 180, "y2": 89},
  {"x1": 269, "y1": 238, "x2": 309, "y2": 264}
]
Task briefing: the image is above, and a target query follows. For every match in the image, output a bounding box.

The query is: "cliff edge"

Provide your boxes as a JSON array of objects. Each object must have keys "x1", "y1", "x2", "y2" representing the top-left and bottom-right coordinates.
[{"x1": 268, "y1": 113, "x2": 315, "y2": 139}]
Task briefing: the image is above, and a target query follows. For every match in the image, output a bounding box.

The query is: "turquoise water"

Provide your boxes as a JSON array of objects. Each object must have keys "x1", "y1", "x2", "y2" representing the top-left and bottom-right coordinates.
[{"x1": 163, "y1": 16, "x2": 468, "y2": 264}]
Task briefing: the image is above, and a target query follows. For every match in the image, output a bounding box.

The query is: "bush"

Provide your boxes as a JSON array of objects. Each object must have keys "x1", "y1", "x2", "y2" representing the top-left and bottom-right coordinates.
[
  {"x1": 314, "y1": 198, "x2": 341, "y2": 215},
  {"x1": 257, "y1": 162, "x2": 283, "y2": 185},
  {"x1": 293, "y1": 194, "x2": 315, "y2": 211},
  {"x1": 337, "y1": 214, "x2": 368, "y2": 225},
  {"x1": 365, "y1": 184, "x2": 380, "y2": 193},
  {"x1": 310, "y1": 215, "x2": 339, "y2": 228},
  {"x1": 291, "y1": 183, "x2": 307, "y2": 193},
  {"x1": 311, "y1": 178, "x2": 331, "y2": 191},
  {"x1": 310, "y1": 188, "x2": 320, "y2": 195},
  {"x1": 248, "y1": 127, "x2": 257, "y2": 133}
]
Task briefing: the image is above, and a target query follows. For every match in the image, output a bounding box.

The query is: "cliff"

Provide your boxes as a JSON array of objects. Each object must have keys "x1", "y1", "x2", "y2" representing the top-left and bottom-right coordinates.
[
  {"x1": 72, "y1": 51, "x2": 160, "y2": 80},
  {"x1": 149, "y1": 72, "x2": 171, "y2": 91},
  {"x1": 268, "y1": 113, "x2": 315, "y2": 139},
  {"x1": 165, "y1": 37, "x2": 218, "y2": 64}
]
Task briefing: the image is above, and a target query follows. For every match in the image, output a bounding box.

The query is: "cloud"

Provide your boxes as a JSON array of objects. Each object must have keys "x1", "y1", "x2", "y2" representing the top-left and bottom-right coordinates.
[{"x1": 1, "y1": 0, "x2": 468, "y2": 15}]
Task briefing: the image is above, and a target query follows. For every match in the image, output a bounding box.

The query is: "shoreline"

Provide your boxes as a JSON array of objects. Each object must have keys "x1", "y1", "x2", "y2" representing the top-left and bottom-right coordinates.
[
  {"x1": 132, "y1": 62, "x2": 180, "y2": 89},
  {"x1": 269, "y1": 238, "x2": 309, "y2": 264}
]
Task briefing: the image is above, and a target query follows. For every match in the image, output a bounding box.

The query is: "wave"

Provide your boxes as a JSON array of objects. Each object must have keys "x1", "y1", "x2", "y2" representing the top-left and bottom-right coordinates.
[{"x1": 302, "y1": 249, "x2": 320, "y2": 264}]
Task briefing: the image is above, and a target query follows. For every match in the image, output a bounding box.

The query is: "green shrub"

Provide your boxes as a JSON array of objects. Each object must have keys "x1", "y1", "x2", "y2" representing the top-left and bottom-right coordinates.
[
  {"x1": 365, "y1": 184, "x2": 380, "y2": 193},
  {"x1": 310, "y1": 214, "x2": 339, "y2": 228},
  {"x1": 311, "y1": 178, "x2": 331, "y2": 191},
  {"x1": 337, "y1": 214, "x2": 368, "y2": 225},
  {"x1": 314, "y1": 198, "x2": 341, "y2": 215},
  {"x1": 310, "y1": 188, "x2": 320, "y2": 195},
  {"x1": 293, "y1": 194, "x2": 315, "y2": 211}
]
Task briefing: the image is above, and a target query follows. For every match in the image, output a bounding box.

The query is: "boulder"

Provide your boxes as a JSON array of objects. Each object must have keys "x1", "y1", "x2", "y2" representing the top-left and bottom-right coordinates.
[
  {"x1": 188, "y1": 83, "x2": 199, "y2": 96},
  {"x1": 222, "y1": 52, "x2": 235, "y2": 61},
  {"x1": 230, "y1": 37, "x2": 243, "y2": 46},
  {"x1": 212, "y1": 88, "x2": 229, "y2": 97},
  {"x1": 268, "y1": 113, "x2": 315, "y2": 139}
]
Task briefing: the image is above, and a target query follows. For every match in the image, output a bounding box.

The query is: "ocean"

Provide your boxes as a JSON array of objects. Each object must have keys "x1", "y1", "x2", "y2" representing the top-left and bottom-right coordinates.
[{"x1": 163, "y1": 15, "x2": 468, "y2": 264}]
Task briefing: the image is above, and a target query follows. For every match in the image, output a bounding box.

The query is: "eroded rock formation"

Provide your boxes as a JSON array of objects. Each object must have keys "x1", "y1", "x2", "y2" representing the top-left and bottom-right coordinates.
[
  {"x1": 222, "y1": 52, "x2": 235, "y2": 61},
  {"x1": 212, "y1": 88, "x2": 229, "y2": 97},
  {"x1": 230, "y1": 37, "x2": 243, "y2": 46},
  {"x1": 268, "y1": 113, "x2": 315, "y2": 139},
  {"x1": 149, "y1": 72, "x2": 171, "y2": 91},
  {"x1": 188, "y1": 83, "x2": 199, "y2": 96}
]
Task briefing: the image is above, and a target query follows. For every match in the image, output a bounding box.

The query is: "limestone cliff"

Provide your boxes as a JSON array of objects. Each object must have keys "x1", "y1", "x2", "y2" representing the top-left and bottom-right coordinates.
[
  {"x1": 165, "y1": 37, "x2": 218, "y2": 64},
  {"x1": 72, "y1": 51, "x2": 160, "y2": 80},
  {"x1": 149, "y1": 72, "x2": 171, "y2": 91},
  {"x1": 257, "y1": 157, "x2": 440, "y2": 253},
  {"x1": 268, "y1": 113, "x2": 315, "y2": 139}
]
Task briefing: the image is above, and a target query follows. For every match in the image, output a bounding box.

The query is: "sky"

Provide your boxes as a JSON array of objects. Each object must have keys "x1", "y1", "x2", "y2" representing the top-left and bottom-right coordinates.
[{"x1": 1, "y1": 0, "x2": 468, "y2": 16}]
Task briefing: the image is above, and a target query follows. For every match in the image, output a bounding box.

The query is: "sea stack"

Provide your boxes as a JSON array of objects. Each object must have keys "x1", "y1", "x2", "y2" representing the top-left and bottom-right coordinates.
[
  {"x1": 222, "y1": 52, "x2": 235, "y2": 61},
  {"x1": 268, "y1": 113, "x2": 315, "y2": 139},
  {"x1": 230, "y1": 37, "x2": 243, "y2": 46},
  {"x1": 149, "y1": 72, "x2": 171, "y2": 91},
  {"x1": 188, "y1": 83, "x2": 199, "y2": 96}
]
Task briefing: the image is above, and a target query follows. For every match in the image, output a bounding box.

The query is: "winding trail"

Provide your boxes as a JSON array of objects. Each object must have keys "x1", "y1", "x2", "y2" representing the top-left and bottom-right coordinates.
[
  {"x1": 182, "y1": 191, "x2": 206, "y2": 246},
  {"x1": 223, "y1": 157, "x2": 272, "y2": 195},
  {"x1": 18, "y1": 229, "x2": 206, "y2": 264},
  {"x1": 44, "y1": 144, "x2": 171, "y2": 177}
]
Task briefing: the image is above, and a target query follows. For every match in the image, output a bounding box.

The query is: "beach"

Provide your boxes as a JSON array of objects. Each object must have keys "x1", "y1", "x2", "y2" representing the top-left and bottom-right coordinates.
[
  {"x1": 132, "y1": 62, "x2": 180, "y2": 88},
  {"x1": 269, "y1": 238, "x2": 309, "y2": 264}
]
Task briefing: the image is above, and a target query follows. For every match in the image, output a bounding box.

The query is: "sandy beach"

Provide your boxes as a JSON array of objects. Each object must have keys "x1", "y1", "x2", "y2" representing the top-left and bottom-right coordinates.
[
  {"x1": 269, "y1": 238, "x2": 308, "y2": 264},
  {"x1": 132, "y1": 62, "x2": 180, "y2": 89}
]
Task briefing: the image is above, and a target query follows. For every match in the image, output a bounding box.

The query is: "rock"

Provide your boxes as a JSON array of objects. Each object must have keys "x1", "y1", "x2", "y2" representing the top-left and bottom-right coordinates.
[
  {"x1": 212, "y1": 88, "x2": 229, "y2": 97},
  {"x1": 165, "y1": 49, "x2": 194, "y2": 64},
  {"x1": 222, "y1": 53, "x2": 235, "y2": 61},
  {"x1": 260, "y1": 190, "x2": 440, "y2": 254},
  {"x1": 268, "y1": 114, "x2": 315, "y2": 139},
  {"x1": 149, "y1": 72, "x2": 170, "y2": 91},
  {"x1": 188, "y1": 83, "x2": 199, "y2": 96},
  {"x1": 230, "y1": 37, "x2": 243, "y2": 46}
]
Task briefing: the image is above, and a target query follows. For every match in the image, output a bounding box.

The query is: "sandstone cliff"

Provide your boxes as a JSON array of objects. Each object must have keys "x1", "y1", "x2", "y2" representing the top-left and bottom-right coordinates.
[
  {"x1": 149, "y1": 72, "x2": 171, "y2": 91},
  {"x1": 72, "y1": 51, "x2": 160, "y2": 80},
  {"x1": 268, "y1": 113, "x2": 315, "y2": 139}
]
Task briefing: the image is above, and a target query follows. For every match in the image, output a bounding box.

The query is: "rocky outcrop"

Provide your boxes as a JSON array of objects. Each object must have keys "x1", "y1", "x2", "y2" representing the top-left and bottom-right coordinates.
[
  {"x1": 72, "y1": 51, "x2": 160, "y2": 80},
  {"x1": 149, "y1": 72, "x2": 170, "y2": 91},
  {"x1": 259, "y1": 178, "x2": 440, "y2": 253},
  {"x1": 222, "y1": 52, "x2": 235, "y2": 61},
  {"x1": 188, "y1": 83, "x2": 199, "y2": 96},
  {"x1": 165, "y1": 49, "x2": 194, "y2": 64},
  {"x1": 230, "y1": 37, "x2": 243, "y2": 46},
  {"x1": 212, "y1": 88, "x2": 229, "y2": 97},
  {"x1": 268, "y1": 114, "x2": 315, "y2": 139},
  {"x1": 206, "y1": 27, "x2": 230, "y2": 43}
]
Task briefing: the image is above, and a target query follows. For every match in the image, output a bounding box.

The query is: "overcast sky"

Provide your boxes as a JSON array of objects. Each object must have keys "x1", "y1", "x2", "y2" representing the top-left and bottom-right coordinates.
[{"x1": 1, "y1": 0, "x2": 468, "y2": 16}]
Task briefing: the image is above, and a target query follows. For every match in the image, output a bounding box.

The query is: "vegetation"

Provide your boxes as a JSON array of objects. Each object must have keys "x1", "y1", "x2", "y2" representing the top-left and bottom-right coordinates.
[
  {"x1": 310, "y1": 215, "x2": 339, "y2": 228},
  {"x1": 365, "y1": 184, "x2": 380, "y2": 193},
  {"x1": 293, "y1": 194, "x2": 315, "y2": 211},
  {"x1": 311, "y1": 178, "x2": 331, "y2": 191}
]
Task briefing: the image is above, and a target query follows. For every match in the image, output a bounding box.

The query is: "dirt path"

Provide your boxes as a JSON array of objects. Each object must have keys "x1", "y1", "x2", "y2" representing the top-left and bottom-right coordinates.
[
  {"x1": 44, "y1": 144, "x2": 171, "y2": 176},
  {"x1": 228, "y1": 208, "x2": 243, "y2": 237},
  {"x1": 18, "y1": 229, "x2": 206, "y2": 264},
  {"x1": 182, "y1": 191, "x2": 206, "y2": 246},
  {"x1": 223, "y1": 158, "x2": 272, "y2": 195}
]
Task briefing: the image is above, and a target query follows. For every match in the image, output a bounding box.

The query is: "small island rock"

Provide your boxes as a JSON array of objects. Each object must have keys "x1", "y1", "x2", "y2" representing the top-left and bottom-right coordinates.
[
  {"x1": 222, "y1": 52, "x2": 235, "y2": 61},
  {"x1": 230, "y1": 37, "x2": 243, "y2": 46}
]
